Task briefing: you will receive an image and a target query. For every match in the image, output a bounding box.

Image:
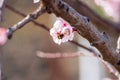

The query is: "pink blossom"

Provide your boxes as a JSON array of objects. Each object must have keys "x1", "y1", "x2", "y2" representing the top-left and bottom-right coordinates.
[
  {"x1": 94, "y1": 0, "x2": 120, "y2": 22},
  {"x1": 50, "y1": 18, "x2": 74, "y2": 45},
  {"x1": 0, "y1": 28, "x2": 8, "y2": 46}
]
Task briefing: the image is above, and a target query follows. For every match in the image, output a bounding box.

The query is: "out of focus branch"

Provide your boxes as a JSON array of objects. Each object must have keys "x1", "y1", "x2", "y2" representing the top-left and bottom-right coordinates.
[
  {"x1": 37, "y1": 51, "x2": 93, "y2": 58},
  {"x1": 37, "y1": 51, "x2": 120, "y2": 80},
  {"x1": 42, "y1": 0, "x2": 120, "y2": 71},
  {"x1": 0, "y1": 0, "x2": 5, "y2": 21}
]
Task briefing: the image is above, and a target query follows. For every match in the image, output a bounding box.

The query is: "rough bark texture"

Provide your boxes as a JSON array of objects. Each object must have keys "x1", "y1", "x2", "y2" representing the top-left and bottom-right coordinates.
[
  {"x1": 63, "y1": 0, "x2": 120, "y2": 32},
  {"x1": 42, "y1": 0, "x2": 120, "y2": 71}
]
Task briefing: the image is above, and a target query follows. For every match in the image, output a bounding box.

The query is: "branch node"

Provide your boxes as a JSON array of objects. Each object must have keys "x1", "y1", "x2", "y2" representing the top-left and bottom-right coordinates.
[
  {"x1": 56, "y1": 0, "x2": 69, "y2": 13},
  {"x1": 91, "y1": 40, "x2": 105, "y2": 46},
  {"x1": 117, "y1": 61, "x2": 120, "y2": 65},
  {"x1": 64, "y1": 5, "x2": 69, "y2": 12},
  {"x1": 7, "y1": 28, "x2": 13, "y2": 39},
  {"x1": 45, "y1": 6, "x2": 52, "y2": 14},
  {"x1": 29, "y1": 13, "x2": 38, "y2": 19},
  {"x1": 101, "y1": 32, "x2": 109, "y2": 41},
  {"x1": 58, "y1": 0, "x2": 64, "y2": 9},
  {"x1": 82, "y1": 16, "x2": 90, "y2": 24}
]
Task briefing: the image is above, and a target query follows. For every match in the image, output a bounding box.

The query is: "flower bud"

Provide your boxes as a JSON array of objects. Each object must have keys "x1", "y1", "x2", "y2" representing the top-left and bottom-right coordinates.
[{"x1": 0, "y1": 28, "x2": 8, "y2": 46}]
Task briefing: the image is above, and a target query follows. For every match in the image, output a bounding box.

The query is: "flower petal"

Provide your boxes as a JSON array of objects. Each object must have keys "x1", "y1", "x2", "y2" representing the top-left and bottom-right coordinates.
[{"x1": 50, "y1": 18, "x2": 74, "y2": 45}]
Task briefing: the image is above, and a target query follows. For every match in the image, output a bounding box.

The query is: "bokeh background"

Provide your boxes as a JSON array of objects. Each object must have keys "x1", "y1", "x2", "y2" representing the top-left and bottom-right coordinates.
[{"x1": 0, "y1": 0, "x2": 119, "y2": 80}]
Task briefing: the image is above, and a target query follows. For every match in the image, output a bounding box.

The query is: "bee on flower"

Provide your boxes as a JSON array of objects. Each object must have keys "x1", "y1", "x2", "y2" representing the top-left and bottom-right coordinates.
[{"x1": 50, "y1": 18, "x2": 75, "y2": 45}]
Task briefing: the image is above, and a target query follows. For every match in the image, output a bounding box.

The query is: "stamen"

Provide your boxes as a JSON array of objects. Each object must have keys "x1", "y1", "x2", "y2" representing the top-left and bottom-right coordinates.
[
  {"x1": 63, "y1": 23, "x2": 67, "y2": 27},
  {"x1": 58, "y1": 34, "x2": 64, "y2": 39}
]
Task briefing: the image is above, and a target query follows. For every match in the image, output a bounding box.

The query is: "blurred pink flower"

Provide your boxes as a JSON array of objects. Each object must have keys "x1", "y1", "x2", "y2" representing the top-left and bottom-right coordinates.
[
  {"x1": 50, "y1": 18, "x2": 74, "y2": 45},
  {"x1": 33, "y1": 0, "x2": 40, "y2": 3},
  {"x1": 0, "y1": 28, "x2": 8, "y2": 46},
  {"x1": 94, "y1": 0, "x2": 120, "y2": 21}
]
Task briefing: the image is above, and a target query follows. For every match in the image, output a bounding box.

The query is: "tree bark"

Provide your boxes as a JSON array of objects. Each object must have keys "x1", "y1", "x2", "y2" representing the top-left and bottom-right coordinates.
[{"x1": 63, "y1": 0, "x2": 120, "y2": 32}]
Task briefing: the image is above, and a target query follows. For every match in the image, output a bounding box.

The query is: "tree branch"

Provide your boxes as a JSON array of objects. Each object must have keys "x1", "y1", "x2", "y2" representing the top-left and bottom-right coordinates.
[
  {"x1": 6, "y1": 2, "x2": 46, "y2": 38},
  {"x1": 42, "y1": 0, "x2": 120, "y2": 71},
  {"x1": 5, "y1": 3, "x2": 49, "y2": 31},
  {"x1": 63, "y1": 0, "x2": 120, "y2": 32}
]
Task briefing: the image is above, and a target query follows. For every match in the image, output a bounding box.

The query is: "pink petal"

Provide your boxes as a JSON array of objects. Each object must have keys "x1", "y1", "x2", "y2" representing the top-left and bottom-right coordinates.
[
  {"x1": 0, "y1": 28, "x2": 8, "y2": 46},
  {"x1": 50, "y1": 18, "x2": 74, "y2": 45},
  {"x1": 94, "y1": 0, "x2": 120, "y2": 21}
]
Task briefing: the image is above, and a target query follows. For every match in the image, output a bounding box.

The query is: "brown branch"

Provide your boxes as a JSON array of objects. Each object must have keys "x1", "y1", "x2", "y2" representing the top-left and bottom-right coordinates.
[
  {"x1": 63, "y1": 0, "x2": 120, "y2": 32},
  {"x1": 5, "y1": 3, "x2": 100, "y2": 56},
  {"x1": 5, "y1": 3, "x2": 49, "y2": 32},
  {"x1": 42, "y1": 0, "x2": 120, "y2": 71}
]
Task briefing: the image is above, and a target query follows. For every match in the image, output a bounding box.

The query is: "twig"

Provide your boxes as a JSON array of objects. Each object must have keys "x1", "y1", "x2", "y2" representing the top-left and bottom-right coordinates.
[
  {"x1": 42, "y1": 0, "x2": 120, "y2": 71},
  {"x1": 6, "y1": 1, "x2": 46, "y2": 38},
  {"x1": 70, "y1": 41, "x2": 101, "y2": 57},
  {"x1": 5, "y1": 3, "x2": 99, "y2": 56},
  {"x1": 5, "y1": 3, "x2": 26, "y2": 17},
  {"x1": 5, "y1": 3, "x2": 49, "y2": 31},
  {"x1": 37, "y1": 51, "x2": 90, "y2": 58},
  {"x1": 99, "y1": 58, "x2": 120, "y2": 80}
]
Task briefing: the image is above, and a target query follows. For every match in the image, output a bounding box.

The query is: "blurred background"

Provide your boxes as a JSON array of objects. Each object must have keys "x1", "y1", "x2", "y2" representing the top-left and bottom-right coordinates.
[{"x1": 0, "y1": 0, "x2": 119, "y2": 80}]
